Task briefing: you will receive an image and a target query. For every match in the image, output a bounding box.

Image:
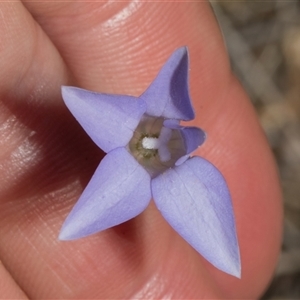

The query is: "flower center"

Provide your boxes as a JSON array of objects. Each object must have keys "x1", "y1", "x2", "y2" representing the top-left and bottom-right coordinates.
[
  {"x1": 142, "y1": 137, "x2": 160, "y2": 150},
  {"x1": 128, "y1": 115, "x2": 185, "y2": 177}
]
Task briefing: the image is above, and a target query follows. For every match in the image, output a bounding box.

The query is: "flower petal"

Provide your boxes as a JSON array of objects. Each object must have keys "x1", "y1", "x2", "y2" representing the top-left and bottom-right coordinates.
[
  {"x1": 141, "y1": 47, "x2": 195, "y2": 121},
  {"x1": 62, "y1": 86, "x2": 146, "y2": 153},
  {"x1": 163, "y1": 120, "x2": 206, "y2": 154},
  {"x1": 152, "y1": 157, "x2": 241, "y2": 278},
  {"x1": 163, "y1": 120, "x2": 206, "y2": 166},
  {"x1": 59, "y1": 148, "x2": 151, "y2": 240},
  {"x1": 178, "y1": 127, "x2": 206, "y2": 153}
]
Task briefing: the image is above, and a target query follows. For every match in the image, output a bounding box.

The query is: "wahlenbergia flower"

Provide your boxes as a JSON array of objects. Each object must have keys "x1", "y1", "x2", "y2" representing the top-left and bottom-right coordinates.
[{"x1": 59, "y1": 47, "x2": 241, "y2": 278}]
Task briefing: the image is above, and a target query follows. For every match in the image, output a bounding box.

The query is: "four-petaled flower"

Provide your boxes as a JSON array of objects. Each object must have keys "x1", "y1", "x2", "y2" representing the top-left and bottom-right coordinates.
[{"x1": 59, "y1": 47, "x2": 241, "y2": 278}]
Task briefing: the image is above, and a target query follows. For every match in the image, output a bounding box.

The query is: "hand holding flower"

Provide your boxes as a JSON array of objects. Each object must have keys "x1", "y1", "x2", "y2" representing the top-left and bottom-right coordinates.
[{"x1": 0, "y1": 1, "x2": 282, "y2": 299}]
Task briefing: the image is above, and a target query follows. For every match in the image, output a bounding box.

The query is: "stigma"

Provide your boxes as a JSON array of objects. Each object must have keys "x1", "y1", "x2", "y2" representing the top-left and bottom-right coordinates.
[{"x1": 142, "y1": 126, "x2": 172, "y2": 162}]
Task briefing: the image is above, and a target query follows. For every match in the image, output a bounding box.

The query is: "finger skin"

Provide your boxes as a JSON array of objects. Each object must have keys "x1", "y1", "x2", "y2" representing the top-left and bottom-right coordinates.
[
  {"x1": 0, "y1": 1, "x2": 282, "y2": 299},
  {"x1": 0, "y1": 261, "x2": 28, "y2": 299}
]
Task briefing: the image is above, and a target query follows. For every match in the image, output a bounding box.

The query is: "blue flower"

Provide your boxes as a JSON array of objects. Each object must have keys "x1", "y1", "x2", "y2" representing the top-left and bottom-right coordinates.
[{"x1": 59, "y1": 47, "x2": 241, "y2": 278}]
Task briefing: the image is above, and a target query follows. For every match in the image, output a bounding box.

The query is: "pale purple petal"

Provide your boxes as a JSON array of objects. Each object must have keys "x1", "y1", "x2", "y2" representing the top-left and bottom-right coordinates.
[
  {"x1": 163, "y1": 119, "x2": 180, "y2": 127},
  {"x1": 163, "y1": 120, "x2": 206, "y2": 154},
  {"x1": 174, "y1": 126, "x2": 206, "y2": 166},
  {"x1": 140, "y1": 47, "x2": 195, "y2": 121},
  {"x1": 163, "y1": 120, "x2": 206, "y2": 166},
  {"x1": 179, "y1": 127, "x2": 206, "y2": 153},
  {"x1": 62, "y1": 86, "x2": 146, "y2": 153},
  {"x1": 152, "y1": 157, "x2": 241, "y2": 278},
  {"x1": 59, "y1": 148, "x2": 151, "y2": 240}
]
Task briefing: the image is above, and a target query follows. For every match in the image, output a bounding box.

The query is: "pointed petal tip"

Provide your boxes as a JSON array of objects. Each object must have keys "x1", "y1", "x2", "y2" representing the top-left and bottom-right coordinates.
[
  {"x1": 235, "y1": 269, "x2": 242, "y2": 279},
  {"x1": 211, "y1": 245, "x2": 241, "y2": 278},
  {"x1": 224, "y1": 254, "x2": 241, "y2": 278},
  {"x1": 58, "y1": 219, "x2": 95, "y2": 241},
  {"x1": 221, "y1": 267, "x2": 241, "y2": 279},
  {"x1": 58, "y1": 229, "x2": 72, "y2": 241},
  {"x1": 173, "y1": 45, "x2": 188, "y2": 58},
  {"x1": 200, "y1": 246, "x2": 241, "y2": 278},
  {"x1": 61, "y1": 85, "x2": 69, "y2": 100},
  {"x1": 234, "y1": 255, "x2": 242, "y2": 279},
  {"x1": 229, "y1": 263, "x2": 241, "y2": 279},
  {"x1": 141, "y1": 46, "x2": 194, "y2": 121},
  {"x1": 61, "y1": 86, "x2": 81, "y2": 107},
  {"x1": 61, "y1": 85, "x2": 75, "y2": 97},
  {"x1": 58, "y1": 221, "x2": 82, "y2": 241}
]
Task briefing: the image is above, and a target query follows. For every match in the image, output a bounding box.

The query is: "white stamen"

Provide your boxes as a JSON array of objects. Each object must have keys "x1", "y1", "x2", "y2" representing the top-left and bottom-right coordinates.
[
  {"x1": 141, "y1": 127, "x2": 172, "y2": 162},
  {"x1": 142, "y1": 137, "x2": 161, "y2": 149}
]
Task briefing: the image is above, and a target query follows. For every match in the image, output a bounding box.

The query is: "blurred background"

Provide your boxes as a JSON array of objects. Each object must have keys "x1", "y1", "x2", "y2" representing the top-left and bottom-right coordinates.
[{"x1": 210, "y1": 1, "x2": 300, "y2": 299}]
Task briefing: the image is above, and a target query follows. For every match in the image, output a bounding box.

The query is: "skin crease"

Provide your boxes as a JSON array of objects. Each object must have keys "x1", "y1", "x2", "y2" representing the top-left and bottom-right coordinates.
[{"x1": 0, "y1": 1, "x2": 282, "y2": 299}]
